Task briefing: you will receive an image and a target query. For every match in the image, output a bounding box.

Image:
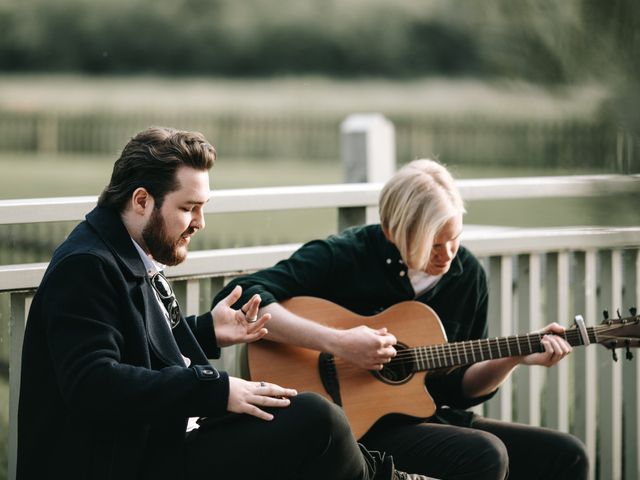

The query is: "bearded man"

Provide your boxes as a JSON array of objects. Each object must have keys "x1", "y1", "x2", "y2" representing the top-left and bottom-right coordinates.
[{"x1": 17, "y1": 127, "x2": 431, "y2": 480}]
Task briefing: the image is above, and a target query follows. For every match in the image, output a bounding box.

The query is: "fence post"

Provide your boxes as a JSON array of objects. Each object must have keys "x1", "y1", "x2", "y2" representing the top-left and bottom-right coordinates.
[
  {"x1": 9, "y1": 293, "x2": 32, "y2": 480},
  {"x1": 339, "y1": 114, "x2": 395, "y2": 231}
]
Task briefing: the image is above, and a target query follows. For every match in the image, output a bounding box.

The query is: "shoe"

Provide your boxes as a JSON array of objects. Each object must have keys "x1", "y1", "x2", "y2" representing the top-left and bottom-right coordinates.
[{"x1": 393, "y1": 470, "x2": 439, "y2": 480}]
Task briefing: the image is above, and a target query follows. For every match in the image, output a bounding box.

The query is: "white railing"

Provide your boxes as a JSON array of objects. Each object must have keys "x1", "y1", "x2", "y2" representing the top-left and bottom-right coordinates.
[
  {"x1": 2, "y1": 178, "x2": 640, "y2": 480},
  {"x1": 2, "y1": 114, "x2": 640, "y2": 480}
]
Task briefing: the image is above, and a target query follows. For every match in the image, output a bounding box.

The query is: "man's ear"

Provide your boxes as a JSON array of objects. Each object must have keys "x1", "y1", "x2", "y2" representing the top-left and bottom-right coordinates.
[{"x1": 131, "y1": 188, "x2": 154, "y2": 215}]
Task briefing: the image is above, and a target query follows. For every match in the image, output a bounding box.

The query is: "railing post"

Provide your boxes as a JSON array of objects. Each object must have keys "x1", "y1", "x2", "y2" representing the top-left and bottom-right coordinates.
[
  {"x1": 339, "y1": 114, "x2": 395, "y2": 230},
  {"x1": 9, "y1": 293, "x2": 32, "y2": 480}
]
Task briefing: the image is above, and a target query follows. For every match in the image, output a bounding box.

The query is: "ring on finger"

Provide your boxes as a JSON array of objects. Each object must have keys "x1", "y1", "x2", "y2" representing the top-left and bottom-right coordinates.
[
  {"x1": 247, "y1": 315, "x2": 258, "y2": 323},
  {"x1": 260, "y1": 381, "x2": 266, "y2": 387}
]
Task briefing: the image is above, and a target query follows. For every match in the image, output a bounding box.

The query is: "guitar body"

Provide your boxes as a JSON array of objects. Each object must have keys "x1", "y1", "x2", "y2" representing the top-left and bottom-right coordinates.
[{"x1": 248, "y1": 296, "x2": 448, "y2": 438}]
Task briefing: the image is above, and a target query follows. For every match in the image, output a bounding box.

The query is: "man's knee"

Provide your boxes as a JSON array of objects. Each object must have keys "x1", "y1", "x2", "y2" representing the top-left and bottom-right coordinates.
[
  {"x1": 463, "y1": 430, "x2": 509, "y2": 479},
  {"x1": 289, "y1": 392, "x2": 350, "y2": 435}
]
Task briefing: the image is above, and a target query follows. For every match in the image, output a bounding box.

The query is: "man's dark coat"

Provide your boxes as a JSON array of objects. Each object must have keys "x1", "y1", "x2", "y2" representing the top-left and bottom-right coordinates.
[{"x1": 17, "y1": 207, "x2": 229, "y2": 480}]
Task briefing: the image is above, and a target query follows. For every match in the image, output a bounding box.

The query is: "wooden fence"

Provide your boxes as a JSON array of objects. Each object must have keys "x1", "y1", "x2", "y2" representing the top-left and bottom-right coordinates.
[{"x1": 0, "y1": 110, "x2": 636, "y2": 170}]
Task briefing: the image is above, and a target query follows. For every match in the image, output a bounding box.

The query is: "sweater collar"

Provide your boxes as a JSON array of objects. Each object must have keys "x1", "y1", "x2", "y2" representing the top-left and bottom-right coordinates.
[{"x1": 371, "y1": 223, "x2": 464, "y2": 280}]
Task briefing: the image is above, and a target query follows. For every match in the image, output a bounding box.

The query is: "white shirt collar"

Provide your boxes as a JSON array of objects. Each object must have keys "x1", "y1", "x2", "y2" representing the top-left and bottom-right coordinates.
[{"x1": 130, "y1": 238, "x2": 165, "y2": 277}]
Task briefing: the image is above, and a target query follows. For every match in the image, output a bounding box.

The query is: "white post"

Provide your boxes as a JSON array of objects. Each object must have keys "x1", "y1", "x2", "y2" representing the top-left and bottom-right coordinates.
[
  {"x1": 9, "y1": 293, "x2": 32, "y2": 480},
  {"x1": 339, "y1": 114, "x2": 395, "y2": 229}
]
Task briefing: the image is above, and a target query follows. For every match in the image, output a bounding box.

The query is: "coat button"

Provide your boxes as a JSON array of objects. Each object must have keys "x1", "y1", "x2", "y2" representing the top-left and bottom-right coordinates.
[
  {"x1": 399, "y1": 270, "x2": 406, "y2": 277},
  {"x1": 386, "y1": 258, "x2": 392, "y2": 264}
]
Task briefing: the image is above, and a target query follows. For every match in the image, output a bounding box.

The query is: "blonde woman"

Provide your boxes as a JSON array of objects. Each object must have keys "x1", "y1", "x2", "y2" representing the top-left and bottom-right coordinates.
[{"x1": 215, "y1": 159, "x2": 588, "y2": 480}]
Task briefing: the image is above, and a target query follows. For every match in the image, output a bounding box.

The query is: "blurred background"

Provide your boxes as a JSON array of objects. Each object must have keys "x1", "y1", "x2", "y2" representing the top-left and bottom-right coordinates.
[{"x1": 0, "y1": 0, "x2": 639, "y2": 476}]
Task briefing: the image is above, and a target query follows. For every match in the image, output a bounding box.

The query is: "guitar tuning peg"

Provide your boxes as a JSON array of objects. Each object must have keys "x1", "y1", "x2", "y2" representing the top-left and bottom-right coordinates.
[
  {"x1": 603, "y1": 309, "x2": 609, "y2": 320},
  {"x1": 626, "y1": 340, "x2": 634, "y2": 361},
  {"x1": 630, "y1": 307, "x2": 638, "y2": 317},
  {"x1": 616, "y1": 308, "x2": 622, "y2": 319},
  {"x1": 611, "y1": 349, "x2": 618, "y2": 362}
]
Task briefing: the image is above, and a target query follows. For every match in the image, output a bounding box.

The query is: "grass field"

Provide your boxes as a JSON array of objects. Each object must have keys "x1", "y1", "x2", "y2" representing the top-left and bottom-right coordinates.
[
  {"x1": 0, "y1": 75, "x2": 608, "y2": 120},
  {"x1": 0, "y1": 153, "x2": 343, "y2": 199}
]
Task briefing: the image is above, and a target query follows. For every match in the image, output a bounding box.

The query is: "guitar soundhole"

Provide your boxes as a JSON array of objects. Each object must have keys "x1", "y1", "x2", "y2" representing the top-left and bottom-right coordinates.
[{"x1": 372, "y1": 342, "x2": 414, "y2": 385}]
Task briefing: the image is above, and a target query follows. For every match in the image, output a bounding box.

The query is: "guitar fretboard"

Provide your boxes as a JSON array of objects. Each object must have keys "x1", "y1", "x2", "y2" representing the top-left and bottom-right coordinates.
[{"x1": 411, "y1": 326, "x2": 599, "y2": 371}]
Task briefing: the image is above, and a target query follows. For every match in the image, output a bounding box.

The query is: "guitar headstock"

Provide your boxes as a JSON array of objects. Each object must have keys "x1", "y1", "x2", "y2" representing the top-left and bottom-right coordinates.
[{"x1": 594, "y1": 307, "x2": 640, "y2": 360}]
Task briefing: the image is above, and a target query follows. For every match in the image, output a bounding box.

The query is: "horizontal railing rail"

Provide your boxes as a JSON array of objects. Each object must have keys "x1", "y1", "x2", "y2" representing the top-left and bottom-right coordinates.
[
  {"x1": 4, "y1": 226, "x2": 640, "y2": 291},
  {"x1": 1, "y1": 173, "x2": 639, "y2": 225}
]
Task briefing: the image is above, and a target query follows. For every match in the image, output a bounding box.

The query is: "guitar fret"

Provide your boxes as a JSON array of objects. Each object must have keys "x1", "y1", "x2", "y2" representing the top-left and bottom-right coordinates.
[
  {"x1": 527, "y1": 334, "x2": 532, "y2": 353},
  {"x1": 471, "y1": 340, "x2": 477, "y2": 362},
  {"x1": 428, "y1": 345, "x2": 436, "y2": 369},
  {"x1": 455, "y1": 343, "x2": 461, "y2": 366},
  {"x1": 414, "y1": 348, "x2": 422, "y2": 371},
  {"x1": 516, "y1": 337, "x2": 522, "y2": 355},
  {"x1": 506, "y1": 337, "x2": 512, "y2": 356},
  {"x1": 486, "y1": 338, "x2": 493, "y2": 359},
  {"x1": 421, "y1": 346, "x2": 428, "y2": 370},
  {"x1": 496, "y1": 338, "x2": 502, "y2": 358},
  {"x1": 432, "y1": 346, "x2": 437, "y2": 367}
]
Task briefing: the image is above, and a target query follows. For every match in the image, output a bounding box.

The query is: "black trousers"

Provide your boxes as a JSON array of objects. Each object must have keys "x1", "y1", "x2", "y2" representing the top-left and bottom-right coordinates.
[
  {"x1": 360, "y1": 414, "x2": 589, "y2": 480},
  {"x1": 184, "y1": 392, "x2": 396, "y2": 480}
]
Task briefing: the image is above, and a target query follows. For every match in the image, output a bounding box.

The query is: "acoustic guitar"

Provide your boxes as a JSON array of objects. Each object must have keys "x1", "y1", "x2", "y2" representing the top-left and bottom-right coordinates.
[{"x1": 248, "y1": 296, "x2": 640, "y2": 438}]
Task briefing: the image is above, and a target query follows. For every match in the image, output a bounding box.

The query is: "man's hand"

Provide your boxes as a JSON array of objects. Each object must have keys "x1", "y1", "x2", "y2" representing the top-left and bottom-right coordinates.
[
  {"x1": 520, "y1": 322, "x2": 572, "y2": 367},
  {"x1": 227, "y1": 377, "x2": 298, "y2": 421},
  {"x1": 212, "y1": 285, "x2": 270, "y2": 347},
  {"x1": 333, "y1": 325, "x2": 398, "y2": 370}
]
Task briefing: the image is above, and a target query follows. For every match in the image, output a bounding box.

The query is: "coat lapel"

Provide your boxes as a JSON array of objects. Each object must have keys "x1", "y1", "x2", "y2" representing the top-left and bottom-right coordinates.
[
  {"x1": 139, "y1": 279, "x2": 187, "y2": 367},
  {"x1": 86, "y1": 207, "x2": 188, "y2": 367}
]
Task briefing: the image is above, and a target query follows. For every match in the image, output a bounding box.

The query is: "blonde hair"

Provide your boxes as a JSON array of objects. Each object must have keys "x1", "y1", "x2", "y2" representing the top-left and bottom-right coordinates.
[{"x1": 379, "y1": 159, "x2": 465, "y2": 270}]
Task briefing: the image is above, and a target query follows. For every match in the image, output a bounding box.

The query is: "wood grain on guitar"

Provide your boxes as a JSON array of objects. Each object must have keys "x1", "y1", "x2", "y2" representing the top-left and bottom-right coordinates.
[{"x1": 248, "y1": 297, "x2": 640, "y2": 438}]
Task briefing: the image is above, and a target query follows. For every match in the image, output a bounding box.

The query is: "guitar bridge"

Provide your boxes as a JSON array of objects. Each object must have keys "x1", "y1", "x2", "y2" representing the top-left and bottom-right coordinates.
[{"x1": 318, "y1": 352, "x2": 343, "y2": 406}]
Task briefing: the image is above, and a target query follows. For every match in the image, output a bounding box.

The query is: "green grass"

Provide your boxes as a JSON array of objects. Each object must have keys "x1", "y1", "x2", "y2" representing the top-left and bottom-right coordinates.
[
  {"x1": 0, "y1": 153, "x2": 342, "y2": 200},
  {"x1": 0, "y1": 74, "x2": 608, "y2": 121}
]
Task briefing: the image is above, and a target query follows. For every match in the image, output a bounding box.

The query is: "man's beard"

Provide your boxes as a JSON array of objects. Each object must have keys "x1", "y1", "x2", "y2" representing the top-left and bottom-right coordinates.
[{"x1": 142, "y1": 208, "x2": 191, "y2": 266}]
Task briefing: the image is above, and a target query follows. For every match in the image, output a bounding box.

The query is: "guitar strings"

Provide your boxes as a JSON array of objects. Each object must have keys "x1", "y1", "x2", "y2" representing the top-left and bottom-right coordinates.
[{"x1": 320, "y1": 323, "x2": 632, "y2": 372}]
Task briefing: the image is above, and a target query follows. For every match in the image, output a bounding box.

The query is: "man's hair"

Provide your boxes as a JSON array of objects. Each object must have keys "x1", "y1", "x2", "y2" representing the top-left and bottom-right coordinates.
[
  {"x1": 379, "y1": 158, "x2": 465, "y2": 271},
  {"x1": 97, "y1": 126, "x2": 216, "y2": 212}
]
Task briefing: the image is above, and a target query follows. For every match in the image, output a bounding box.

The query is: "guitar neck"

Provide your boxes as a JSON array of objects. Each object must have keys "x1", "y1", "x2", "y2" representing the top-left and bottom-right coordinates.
[{"x1": 412, "y1": 326, "x2": 599, "y2": 371}]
